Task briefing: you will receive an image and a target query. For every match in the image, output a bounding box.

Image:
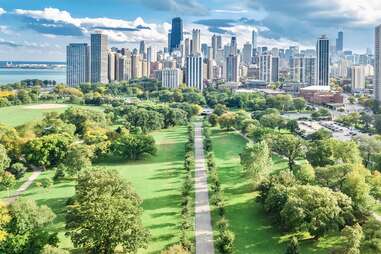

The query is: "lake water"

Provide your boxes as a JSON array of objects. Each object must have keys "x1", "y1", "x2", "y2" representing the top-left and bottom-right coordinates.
[{"x1": 0, "y1": 68, "x2": 66, "y2": 85}]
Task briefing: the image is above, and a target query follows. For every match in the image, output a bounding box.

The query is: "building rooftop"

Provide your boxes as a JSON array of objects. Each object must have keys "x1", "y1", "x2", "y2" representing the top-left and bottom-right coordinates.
[{"x1": 300, "y1": 85, "x2": 331, "y2": 91}]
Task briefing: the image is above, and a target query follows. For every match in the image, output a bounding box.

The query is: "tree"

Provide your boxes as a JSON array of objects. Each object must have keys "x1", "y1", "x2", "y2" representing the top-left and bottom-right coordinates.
[
  {"x1": 293, "y1": 162, "x2": 315, "y2": 184},
  {"x1": 285, "y1": 237, "x2": 300, "y2": 254},
  {"x1": 161, "y1": 244, "x2": 190, "y2": 254},
  {"x1": 0, "y1": 200, "x2": 57, "y2": 254},
  {"x1": 308, "y1": 129, "x2": 332, "y2": 141},
  {"x1": 0, "y1": 144, "x2": 10, "y2": 172},
  {"x1": 41, "y1": 245, "x2": 69, "y2": 254},
  {"x1": 66, "y1": 169, "x2": 149, "y2": 254},
  {"x1": 362, "y1": 218, "x2": 381, "y2": 252},
  {"x1": 214, "y1": 104, "x2": 228, "y2": 116},
  {"x1": 280, "y1": 185, "x2": 353, "y2": 238},
  {"x1": 209, "y1": 113, "x2": 219, "y2": 127},
  {"x1": 271, "y1": 134, "x2": 306, "y2": 170},
  {"x1": 0, "y1": 202, "x2": 10, "y2": 242},
  {"x1": 218, "y1": 112, "x2": 237, "y2": 130},
  {"x1": 64, "y1": 144, "x2": 94, "y2": 175},
  {"x1": 7, "y1": 163, "x2": 27, "y2": 179},
  {"x1": 23, "y1": 134, "x2": 72, "y2": 168},
  {"x1": 240, "y1": 141, "x2": 271, "y2": 182},
  {"x1": 110, "y1": 133, "x2": 156, "y2": 160},
  {"x1": 356, "y1": 135, "x2": 381, "y2": 168},
  {"x1": 340, "y1": 224, "x2": 363, "y2": 254},
  {"x1": 0, "y1": 172, "x2": 16, "y2": 195},
  {"x1": 260, "y1": 113, "x2": 286, "y2": 130},
  {"x1": 293, "y1": 97, "x2": 306, "y2": 112},
  {"x1": 216, "y1": 229, "x2": 235, "y2": 254},
  {"x1": 375, "y1": 114, "x2": 381, "y2": 134}
]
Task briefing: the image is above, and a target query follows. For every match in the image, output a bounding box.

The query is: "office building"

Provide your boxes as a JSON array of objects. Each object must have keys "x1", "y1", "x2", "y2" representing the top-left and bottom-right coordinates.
[
  {"x1": 131, "y1": 53, "x2": 142, "y2": 79},
  {"x1": 139, "y1": 41, "x2": 146, "y2": 57},
  {"x1": 259, "y1": 53, "x2": 272, "y2": 82},
  {"x1": 242, "y1": 42, "x2": 252, "y2": 65},
  {"x1": 316, "y1": 35, "x2": 330, "y2": 86},
  {"x1": 192, "y1": 29, "x2": 201, "y2": 54},
  {"x1": 185, "y1": 54, "x2": 203, "y2": 90},
  {"x1": 170, "y1": 17, "x2": 183, "y2": 52},
  {"x1": 162, "y1": 68, "x2": 181, "y2": 88},
  {"x1": 290, "y1": 57, "x2": 303, "y2": 82},
  {"x1": 271, "y1": 56, "x2": 279, "y2": 82},
  {"x1": 108, "y1": 52, "x2": 116, "y2": 82},
  {"x1": 303, "y1": 57, "x2": 316, "y2": 85},
  {"x1": 66, "y1": 43, "x2": 90, "y2": 86},
  {"x1": 91, "y1": 33, "x2": 109, "y2": 83},
  {"x1": 225, "y1": 54, "x2": 240, "y2": 82},
  {"x1": 230, "y1": 36, "x2": 237, "y2": 55},
  {"x1": 351, "y1": 65, "x2": 365, "y2": 90},
  {"x1": 336, "y1": 31, "x2": 344, "y2": 52},
  {"x1": 252, "y1": 30, "x2": 258, "y2": 49}
]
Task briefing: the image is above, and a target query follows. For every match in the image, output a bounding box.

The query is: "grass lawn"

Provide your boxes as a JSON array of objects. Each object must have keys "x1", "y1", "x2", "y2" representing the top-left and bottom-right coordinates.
[
  {"x1": 0, "y1": 103, "x2": 103, "y2": 127},
  {"x1": 210, "y1": 128, "x2": 340, "y2": 254},
  {"x1": 13, "y1": 126, "x2": 188, "y2": 254}
]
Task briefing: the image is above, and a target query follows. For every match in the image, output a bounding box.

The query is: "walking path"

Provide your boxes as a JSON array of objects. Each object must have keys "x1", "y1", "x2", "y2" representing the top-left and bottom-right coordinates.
[
  {"x1": 194, "y1": 122, "x2": 215, "y2": 254},
  {"x1": 4, "y1": 170, "x2": 42, "y2": 205}
]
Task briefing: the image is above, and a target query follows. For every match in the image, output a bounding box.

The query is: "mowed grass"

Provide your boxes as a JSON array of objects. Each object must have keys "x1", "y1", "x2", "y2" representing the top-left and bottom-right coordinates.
[
  {"x1": 13, "y1": 126, "x2": 188, "y2": 254},
  {"x1": 0, "y1": 104, "x2": 103, "y2": 127},
  {"x1": 210, "y1": 128, "x2": 340, "y2": 254}
]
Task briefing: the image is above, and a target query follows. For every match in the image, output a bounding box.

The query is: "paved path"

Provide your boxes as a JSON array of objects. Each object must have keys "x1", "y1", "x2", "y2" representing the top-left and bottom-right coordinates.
[
  {"x1": 4, "y1": 170, "x2": 42, "y2": 205},
  {"x1": 194, "y1": 122, "x2": 215, "y2": 254}
]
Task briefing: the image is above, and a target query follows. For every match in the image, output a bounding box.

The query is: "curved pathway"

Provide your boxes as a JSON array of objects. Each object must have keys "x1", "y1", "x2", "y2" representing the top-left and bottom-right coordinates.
[
  {"x1": 4, "y1": 170, "x2": 42, "y2": 205},
  {"x1": 194, "y1": 122, "x2": 215, "y2": 254}
]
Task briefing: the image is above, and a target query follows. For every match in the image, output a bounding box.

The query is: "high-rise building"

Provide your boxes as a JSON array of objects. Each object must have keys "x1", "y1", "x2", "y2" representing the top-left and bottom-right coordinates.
[
  {"x1": 91, "y1": 33, "x2": 109, "y2": 84},
  {"x1": 217, "y1": 35, "x2": 222, "y2": 49},
  {"x1": 66, "y1": 43, "x2": 90, "y2": 86},
  {"x1": 201, "y1": 43, "x2": 208, "y2": 58},
  {"x1": 259, "y1": 53, "x2": 272, "y2": 82},
  {"x1": 212, "y1": 35, "x2": 218, "y2": 59},
  {"x1": 271, "y1": 57, "x2": 279, "y2": 82},
  {"x1": 185, "y1": 54, "x2": 203, "y2": 90},
  {"x1": 375, "y1": 25, "x2": 381, "y2": 101},
  {"x1": 225, "y1": 54, "x2": 240, "y2": 82},
  {"x1": 242, "y1": 42, "x2": 252, "y2": 65},
  {"x1": 108, "y1": 52, "x2": 116, "y2": 82},
  {"x1": 162, "y1": 68, "x2": 181, "y2": 88},
  {"x1": 192, "y1": 29, "x2": 201, "y2": 54},
  {"x1": 170, "y1": 17, "x2": 183, "y2": 52},
  {"x1": 118, "y1": 55, "x2": 132, "y2": 81},
  {"x1": 316, "y1": 35, "x2": 330, "y2": 86},
  {"x1": 303, "y1": 57, "x2": 316, "y2": 85},
  {"x1": 131, "y1": 53, "x2": 142, "y2": 79},
  {"x1": 351, "y1": 65, "x2": 365, "y2": 90},
  {"x1": 336, "y1": 31, "x2": 344, "y2": 52},
  {"x1": 139, "y1": 41, "x2": 146, "y2": 58},
  {"x1": 290, "y1": 57, "x2": 303, "y2": 82},
  {"x1": 230, "y1": 36, "x2": 237, "y2": 55},
  {"x1": 252, "y1": 30, "x2": 258, "y2": 49}
]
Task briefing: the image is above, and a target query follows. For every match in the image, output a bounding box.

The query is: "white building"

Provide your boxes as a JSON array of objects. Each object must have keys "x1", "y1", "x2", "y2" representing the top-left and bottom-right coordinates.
[
  {"x1": 375, "y1": 25, "x2": 381, "y2": 101},
  {"x1": 66, "y1": 43, "x2": 90, "y2": 87},
  {"x1": 351, "y1": 65, "x2": 365, "y2": 90},
  {"x1": 162, "y1": 68, "x2": 181, "y2": 88},
  {"x1": 186, "y1": 54, "x2": 204, "y2": 90},
  {"x1": 192, "y1": 29, "x2": 201, "y2": 55}
]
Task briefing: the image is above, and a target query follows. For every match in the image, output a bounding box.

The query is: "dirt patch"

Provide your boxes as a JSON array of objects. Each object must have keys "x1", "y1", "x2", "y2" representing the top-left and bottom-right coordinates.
[{"x1": 23, "y1": 104, "x2": 68, "y2": 110}]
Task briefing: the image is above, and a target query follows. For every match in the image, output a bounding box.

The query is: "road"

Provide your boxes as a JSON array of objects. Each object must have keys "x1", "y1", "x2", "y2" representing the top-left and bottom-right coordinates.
[{"x1": 194, "y1": 122, "x2": 215, "y2": 254}]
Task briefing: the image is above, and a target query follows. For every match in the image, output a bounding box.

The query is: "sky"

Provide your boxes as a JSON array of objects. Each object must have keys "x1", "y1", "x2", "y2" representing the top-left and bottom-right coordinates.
[{"x1": 0, "y1": 0, "x2": 380, "y2": 61}]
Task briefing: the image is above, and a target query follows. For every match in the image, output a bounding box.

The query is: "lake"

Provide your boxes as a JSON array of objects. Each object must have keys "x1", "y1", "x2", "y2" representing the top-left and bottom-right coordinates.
[{"x1": 0, "y1": 68, "x2": 66, "y2": 85}]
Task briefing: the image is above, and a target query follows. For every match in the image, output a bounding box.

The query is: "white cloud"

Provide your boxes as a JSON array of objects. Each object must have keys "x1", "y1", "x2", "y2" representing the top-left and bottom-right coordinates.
[
  {"x1": 0, "y1": 7, "x2": 6, "y2": 15},
  {"x1": 14, "y1": 7, "x2": 171, "y2": 44}
]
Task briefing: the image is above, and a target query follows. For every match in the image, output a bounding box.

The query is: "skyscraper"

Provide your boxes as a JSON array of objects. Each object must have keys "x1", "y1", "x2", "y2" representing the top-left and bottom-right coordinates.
[
  {"x1": 303, "y1": 57, "x2": 316, "y2": 85},
  {"x1": 91, "y1": 33, "x2": 109, "y2": 83},
  {"x1": 230, "y1": 36, "x2": 237, "y2": 55},
  {"x1": 108, "y1": 52, "x2": 116, "y2": 82},
  {"x1": 351, "y1": 65, "x2": 365, "y2": 90},
  {"x1": 336, "y1": 31, "x2": 344, "y2": 52},
  {"x1": 259, "y1": 53, "x2": 272, "y2": 82},
  {"x1": 225, "y1": 54, "x2": 240, "y2": 82},
  {"x1": 139, "y1": 41, "x2": 146, "y2": 57},
  {"x1": 66, "y1": 43, "x2": 90, "y2": 86},
  {"x1": 271, "y1": 57, "x2": 279, "y2": 82},
  {"x1": 290, "y1": 56, "x2": 303, "y2": 82},
  {"x1": 185, "y1": 54, "x2": 203, "y2": 90},
  {"x1": 242, "y1": 42, "x2": 252, "y2": 65},
  {"x1": 212, "y1": 35, "x2": 218, "y2": 59},
  {"x1": 170, "y1": 17, "x2": 183, "y2": 52},
  {"x1": 192, "y1": 29, "x2": 201, "y2": 54},
  {"x1": 375, "y1": 25, "x2": 381, "y2": 101},
  {"x1": 252, "y1": 30, "x2": 258, "y2": 49},
  {"x1": 316, "y1": 35, "x2": 330, "y2": 86}
]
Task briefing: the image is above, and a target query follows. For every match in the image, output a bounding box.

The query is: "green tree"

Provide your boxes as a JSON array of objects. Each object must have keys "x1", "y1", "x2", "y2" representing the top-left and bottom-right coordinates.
[
  {"x1": 66, "y1": 169, "x2": 149, "y2": 254},
  {"x1": 0, "y1": 144, "x2": 10, "y2": 172},
  {"x1": 64, "y1": 144, "x2": 94, "y2": 175},
  {"x1": 214, "y1": 104, "x2": 228, "y2": 116},
  {"x1": 0, "y1": 200, "x2": 57, "y2": 254},
  {"x1": 271, "y1": 134, "x2": 306, "y2": 170},
  {"x1": 218, "y1": 112, "x2": 237, "y2": 130},
  {"x1": 293, "y1": 97, "x2": 306, "y2": 112},
  {"x1": 110, "y1": 133, "x2": 156, "y2": 160},
  {"x1": 356, "y1": 135, "x2": 381, "y2": 168},
  {"x1": 208, "y1": 113, "x2": 219, "y2": 127},
  {"x1": 340, "y1": 224, "x2": 363, "y2": 254},
  {"x1": 240, "y1": 141, "x2": 272, "y2": 182}
]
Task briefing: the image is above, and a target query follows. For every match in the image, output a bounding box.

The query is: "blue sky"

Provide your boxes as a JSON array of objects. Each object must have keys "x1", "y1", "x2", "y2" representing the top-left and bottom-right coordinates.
[{"x1": 0, "y1": 0, "x2": 380, "y2": 61}]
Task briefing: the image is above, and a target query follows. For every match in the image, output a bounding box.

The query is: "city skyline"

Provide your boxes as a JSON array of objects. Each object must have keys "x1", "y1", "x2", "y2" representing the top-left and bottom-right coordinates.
[{"x1": 1, "y1": 1, "x2": 381, "y2": 61}]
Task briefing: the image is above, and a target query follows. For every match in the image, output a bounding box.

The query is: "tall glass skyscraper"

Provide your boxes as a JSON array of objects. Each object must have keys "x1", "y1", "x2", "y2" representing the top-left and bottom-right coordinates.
[
  {"x1": 316, "y1": 35, "x2": 330, "y2": 86},
  {"x1": 91, "y1": 33, "x2": 108, "y2": 84},
  {"x1": 66, "y1": 43, "x2": 90, "y2": 87},
  {"x1": 336, "y1": 31, "x2": 344, "y2": 52},
  {"x1": 170, "y1": 17, "x2": 183, "y2": 52}
]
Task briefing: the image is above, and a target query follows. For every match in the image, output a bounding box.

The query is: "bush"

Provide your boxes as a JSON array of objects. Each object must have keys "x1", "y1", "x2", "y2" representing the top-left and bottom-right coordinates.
[
  {"x1": 216, "y1": 229, "x2": 235, "y2": 254},
  {"x1": 8, "y1": 162, "x2": 27, "y2": 179},
  {"x1": 161, "y1": 244, "x2": 190, "y2": 254}
]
